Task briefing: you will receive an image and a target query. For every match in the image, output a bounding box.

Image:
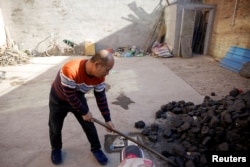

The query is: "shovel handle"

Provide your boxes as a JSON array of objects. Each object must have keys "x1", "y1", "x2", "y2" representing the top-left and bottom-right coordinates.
[{"x1": 93, "y1": 118, "x2": 177, "y2": 166}]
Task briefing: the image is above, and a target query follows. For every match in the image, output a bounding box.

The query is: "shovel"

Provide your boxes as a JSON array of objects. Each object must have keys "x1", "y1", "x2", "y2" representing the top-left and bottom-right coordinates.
[{"x1": 93, "y1": 117, "x2": 177, "y2": 166}]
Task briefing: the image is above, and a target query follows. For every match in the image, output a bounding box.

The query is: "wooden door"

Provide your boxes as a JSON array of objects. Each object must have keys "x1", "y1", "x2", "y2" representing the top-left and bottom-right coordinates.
[{"x1": 178, "y1": 9, "x2": 195, "y2": 58}]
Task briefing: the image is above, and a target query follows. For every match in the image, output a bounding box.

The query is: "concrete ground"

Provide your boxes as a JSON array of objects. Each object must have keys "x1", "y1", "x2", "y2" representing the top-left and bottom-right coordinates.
[{"x1": 0, "y1": 54, "x2": 249, "y2": 167}]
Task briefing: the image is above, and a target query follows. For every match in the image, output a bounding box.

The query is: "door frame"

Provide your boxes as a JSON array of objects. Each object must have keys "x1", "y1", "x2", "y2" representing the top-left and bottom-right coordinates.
[{"x1": 177, "y1": 4, "x2": 216, "y2": 56}]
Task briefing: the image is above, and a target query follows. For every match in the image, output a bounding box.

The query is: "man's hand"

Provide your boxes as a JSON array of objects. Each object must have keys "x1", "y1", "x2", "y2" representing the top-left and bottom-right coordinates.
[
  {"x1": 82, "y1": 112, "x2": 93, "y2": 122},
  {"x1": 105, "y1": 121, "x2": 115, "y2": 132}
]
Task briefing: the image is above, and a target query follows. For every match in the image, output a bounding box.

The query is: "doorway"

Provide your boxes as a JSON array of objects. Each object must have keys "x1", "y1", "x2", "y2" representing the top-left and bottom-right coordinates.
[
  {"x1": 178, "y1": 5, "x2": 216, "y2": 58},
  {"x1": 192, "y1": 10, "x2": 209, "y2": 54}
]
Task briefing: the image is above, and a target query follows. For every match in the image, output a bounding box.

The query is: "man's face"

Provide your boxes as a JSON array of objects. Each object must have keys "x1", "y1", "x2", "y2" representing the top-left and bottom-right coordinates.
[{"x1": 94, "y1": 59, "x2": 114, "y2": 78}]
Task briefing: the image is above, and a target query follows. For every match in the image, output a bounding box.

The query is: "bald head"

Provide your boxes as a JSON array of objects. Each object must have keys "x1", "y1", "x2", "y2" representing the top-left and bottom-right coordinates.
[
  {"x1": 90, "y1": 49, "x2": 114, "y2": 66},
  {"x1": 87, "y1": 49, "x2": 114, "y2": 78}
]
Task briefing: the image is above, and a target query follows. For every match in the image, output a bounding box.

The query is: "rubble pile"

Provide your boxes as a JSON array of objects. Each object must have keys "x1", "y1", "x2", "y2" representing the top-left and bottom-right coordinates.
[
  {"x1": 0, "y1": 47, "x2": 30, "y2": 66},
  {"x1": 140, "y1": 89, "x2": 250, "y2": 166}
]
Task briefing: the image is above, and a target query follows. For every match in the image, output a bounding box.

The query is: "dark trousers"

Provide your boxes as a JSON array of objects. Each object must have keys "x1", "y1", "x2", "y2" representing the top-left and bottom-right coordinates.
[{"x1": 48, "y1": 92, "x2": 101, "y2": 152}]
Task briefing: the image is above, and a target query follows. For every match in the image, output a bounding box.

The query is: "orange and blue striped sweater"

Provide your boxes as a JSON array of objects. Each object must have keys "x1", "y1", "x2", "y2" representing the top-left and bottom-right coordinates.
[{"x1": 51, "y1": 59, "x2": 111, "y2": 122}]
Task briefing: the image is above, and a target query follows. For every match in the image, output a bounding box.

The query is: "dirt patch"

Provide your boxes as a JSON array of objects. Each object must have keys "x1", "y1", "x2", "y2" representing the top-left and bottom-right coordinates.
[{"x1": 160, "y1": 55, "x2": 250, "y2": 100}]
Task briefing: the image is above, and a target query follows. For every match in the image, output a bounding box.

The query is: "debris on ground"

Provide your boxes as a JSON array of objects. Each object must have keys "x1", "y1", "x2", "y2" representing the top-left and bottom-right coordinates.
[
  {"x1": 1, "y1": 26, "x2": 30, "y2": 66},
  {"x1": 113, "y1": 45, "x2": 145, "y2": 57},
  {"x1": 151, "y1": 41, "x2": 173, "y2": 58},
  {"x1": 0, "y1": 46, "x2": 30, "y2": 66},
  {"x1": 137, "y1": 88, "x2": 250, "y2": 166},
  {"x1": 31, "y1": 35, "x2": 78, "y2": 57},
  {"x1": 112, "y1": 40, "x2": 173, "y2": 58}
]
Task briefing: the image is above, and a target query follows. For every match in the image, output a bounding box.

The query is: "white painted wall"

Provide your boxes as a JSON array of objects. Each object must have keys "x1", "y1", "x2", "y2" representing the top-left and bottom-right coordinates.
[
  {"x1": 0, "y1": 9, "x2": 6, "y2": 46},
  {"x1": 0, "y1": 0, "x2": 166, "y2": 53}
]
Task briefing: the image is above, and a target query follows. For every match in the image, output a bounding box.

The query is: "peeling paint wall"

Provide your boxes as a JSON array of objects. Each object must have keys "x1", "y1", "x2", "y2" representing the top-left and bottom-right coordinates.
[
  {"x1": 205, "y1": 0, "x2": 250, "y2": 60},
  {"x1": 0, "y1": 0, "x2": 166, "y2": 53}
]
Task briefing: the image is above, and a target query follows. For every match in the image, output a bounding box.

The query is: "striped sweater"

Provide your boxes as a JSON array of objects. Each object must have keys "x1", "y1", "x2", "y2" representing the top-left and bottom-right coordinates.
[{"x1": 51, "y1": 59, "x2": 111, "y2": 122}]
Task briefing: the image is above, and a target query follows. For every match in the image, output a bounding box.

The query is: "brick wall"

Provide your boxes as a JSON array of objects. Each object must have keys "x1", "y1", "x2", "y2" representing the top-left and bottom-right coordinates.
[{"x1": 205, "y1": 0, "x2": 250, "y2": 60}]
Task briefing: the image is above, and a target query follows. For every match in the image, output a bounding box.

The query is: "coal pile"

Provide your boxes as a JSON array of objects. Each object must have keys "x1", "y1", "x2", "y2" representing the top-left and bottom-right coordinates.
[{"x1": 139, "y1": 89, "x2": 250, "y2": 167}]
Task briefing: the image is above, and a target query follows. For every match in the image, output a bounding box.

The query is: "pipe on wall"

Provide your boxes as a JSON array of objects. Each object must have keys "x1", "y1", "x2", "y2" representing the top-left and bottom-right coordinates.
[{"x1": 231, "y1": 0, "x2": 238, "y2": 26}]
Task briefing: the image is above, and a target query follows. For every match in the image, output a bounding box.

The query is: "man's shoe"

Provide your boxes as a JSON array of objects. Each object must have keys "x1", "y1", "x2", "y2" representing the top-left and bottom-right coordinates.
[
  {"x1": 92, "y1": 149, "x2": 108, "y2": 165},
  {"x1": 51, "y1": 149, "x2": 62, "y2": 165}
]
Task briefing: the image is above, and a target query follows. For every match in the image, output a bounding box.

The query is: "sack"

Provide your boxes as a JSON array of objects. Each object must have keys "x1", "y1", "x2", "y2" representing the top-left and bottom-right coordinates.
[{"x1": 151, "y1": 41, "x2": 173, "y2": 58}]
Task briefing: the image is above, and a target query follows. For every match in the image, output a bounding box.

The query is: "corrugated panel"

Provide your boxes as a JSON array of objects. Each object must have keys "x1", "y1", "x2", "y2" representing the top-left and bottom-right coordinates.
[{"x1": 219, "y1": 46, "x2": 250, "y2": 72}]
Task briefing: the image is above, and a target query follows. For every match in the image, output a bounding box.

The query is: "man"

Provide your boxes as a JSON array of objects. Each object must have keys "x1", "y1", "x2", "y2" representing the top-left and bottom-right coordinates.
[{"x1": 48, "y1": 49, "x2": 115, "y2": 165}]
